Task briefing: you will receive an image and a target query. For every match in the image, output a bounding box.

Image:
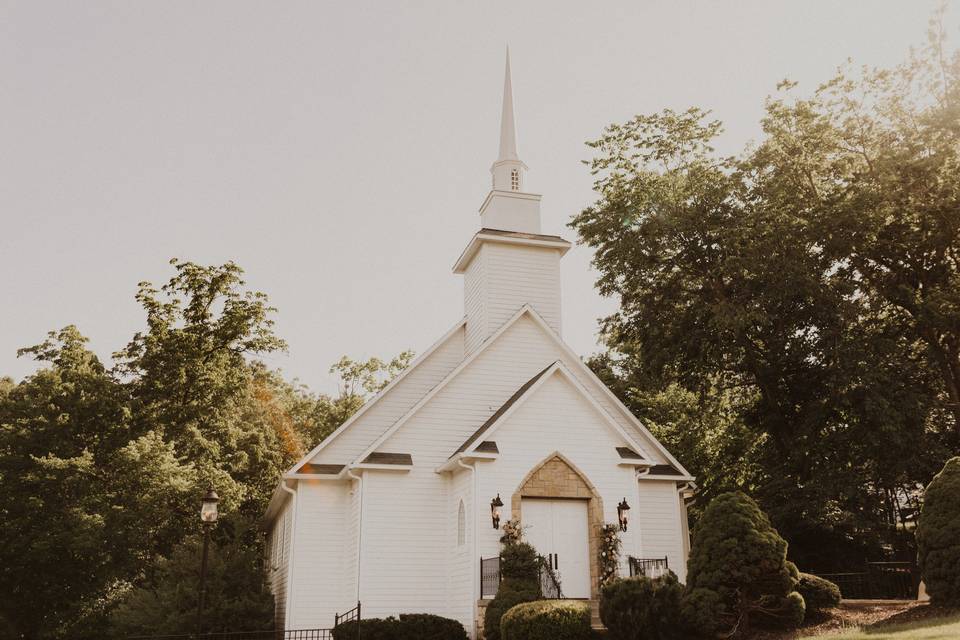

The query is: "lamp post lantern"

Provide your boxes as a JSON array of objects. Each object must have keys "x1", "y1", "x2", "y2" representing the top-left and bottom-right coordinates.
[
  {"x1": 617, "y1": 497, "x2": 630, "y2": 532},
  {"x1": 197, "y1": 487, "x2": 219, "y2": 636},
  {"x1": 490, "y1": 494, "x2": 503, "y2": 529}
]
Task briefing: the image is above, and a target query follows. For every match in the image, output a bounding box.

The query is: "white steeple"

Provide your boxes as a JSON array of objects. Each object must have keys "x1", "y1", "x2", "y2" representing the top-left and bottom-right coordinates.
[
  {"x1": 479, "y1": 48, "x2": 541, "y2": 234},
  {"x1": 497, "y1": 47, "x2": 520, "y2": 164},
  {"x1": 455, "y1": 51, "x2": 570, "y2": 353}
]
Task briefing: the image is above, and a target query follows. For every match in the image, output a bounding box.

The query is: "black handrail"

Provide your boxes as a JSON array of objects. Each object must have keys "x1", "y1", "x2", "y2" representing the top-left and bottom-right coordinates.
[
  {"x1": 628, "y1": 556, "x2": 669, "y2": 578},
  {"x1": 538, "y1": 555, "x2": 563, "y2": 599}
]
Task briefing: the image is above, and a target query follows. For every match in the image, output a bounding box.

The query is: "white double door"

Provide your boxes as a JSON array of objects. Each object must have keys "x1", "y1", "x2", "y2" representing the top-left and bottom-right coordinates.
[{"x1": 522, "y1": 498, "x2": 591, "y2": 599}]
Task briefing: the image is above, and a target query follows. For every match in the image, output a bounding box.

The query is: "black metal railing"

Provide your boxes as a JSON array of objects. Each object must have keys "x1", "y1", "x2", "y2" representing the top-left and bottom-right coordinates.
[
  {"x1": 538, "y1": 555, "x2": 563, "y2": 599},
  {"x1": 812, "y1": 562, "x2": 917, "y2": 600},
  {"x1": 129, "y1": 631, "x2": 332, "y2": 640},
  {"x1": 628, "y1": 556, "x2": 669, "y2": 578},
  {"x1": 481, "y1": 555, "x2": 501, "y2": 599}
]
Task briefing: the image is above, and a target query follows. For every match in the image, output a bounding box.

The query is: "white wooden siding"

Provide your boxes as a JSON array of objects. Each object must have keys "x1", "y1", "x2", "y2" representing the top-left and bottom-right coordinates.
[
  {"x1": 447, "y1": 467, "x2": 474, "y2": 633},
  {"x1": 287, "y1": 481, "x2": 349, "y2": 630},
  {"x1": 483, "y1": 243, "x2": 561, "y2": 338},
  {"x1": 464, "y1": 248, "x2": 486, "y2": 353},
  {"x1": 463, "y1": 243, "x2": 562, "y2": 353},
  {"x1": 267, "y1": 501, "x2": 293, "y2": 630},
  {"x1": 358, "y1": 468, "x2": 449, "y2": 618},
  {"x1": 632, "y1": 480, "x2": 687, "y2": 581}
]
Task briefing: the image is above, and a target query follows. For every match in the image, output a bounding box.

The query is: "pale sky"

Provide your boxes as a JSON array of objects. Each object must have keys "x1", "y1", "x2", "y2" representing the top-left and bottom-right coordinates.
[{"x1": 2, "y1": 1, "x2": 956, "y2": 395}]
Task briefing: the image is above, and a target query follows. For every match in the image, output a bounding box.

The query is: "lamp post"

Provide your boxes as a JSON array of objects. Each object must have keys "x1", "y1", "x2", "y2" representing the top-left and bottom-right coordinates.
[
  {"x1": 197, "y1": 487, "x2": 219, "y2": 638},
  {"x1": 490, "y1": 494, "x2": 503, "y2": 529},
  {"x1": 617, "y1": 498, "x2": 630, "y2": 532}
]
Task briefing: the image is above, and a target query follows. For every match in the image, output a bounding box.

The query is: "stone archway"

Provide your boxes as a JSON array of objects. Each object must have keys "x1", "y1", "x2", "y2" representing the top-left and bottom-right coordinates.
[{"x1": 511, "y1": 452, "x2": 604, "y2": 599}]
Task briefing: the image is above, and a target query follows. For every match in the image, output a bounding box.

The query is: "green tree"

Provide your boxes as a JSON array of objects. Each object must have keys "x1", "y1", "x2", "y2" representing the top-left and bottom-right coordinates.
[
  {"x1": 299, "y1": 351, "x2": 414, "y2": 448},
  {"x1": 0, "y1": 328, "x2": 195, "y2": 639},
  {"x1": 110, "y1": 519, "x2": 274, "y2": 636},
  {"x1": 571, "y1": 20, "x2": 957, "y2": 567}
]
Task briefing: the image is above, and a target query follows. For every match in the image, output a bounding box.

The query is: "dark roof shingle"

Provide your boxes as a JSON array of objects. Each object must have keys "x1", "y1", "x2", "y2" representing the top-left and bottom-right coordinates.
[{"x1": 451, "y1": 363, "x2": 556, "y2": 458}]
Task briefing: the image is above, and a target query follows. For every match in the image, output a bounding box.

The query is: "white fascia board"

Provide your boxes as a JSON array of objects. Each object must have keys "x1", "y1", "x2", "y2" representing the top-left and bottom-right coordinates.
[
  {"x1": 519, "y1": 307, "x2": 694, "y2": 478},
  {"x1": 435, "y1": 451, "x2": 500, "y2": 474},
  {"x1": 352, "y1": 305, "x2": 538, "y2": 465},
  {"x1": 288, "y1": 317, "x2": 466, "y2": 474},
  {"x1": 349, "y1": 463, "x2": 413, "y2": 472},
  {"x1": 452, "y1": 233, "x2": 571, "y2": 274},
  {"x1": 637, "y1": 474, "x2": 697, "y2": 482}
]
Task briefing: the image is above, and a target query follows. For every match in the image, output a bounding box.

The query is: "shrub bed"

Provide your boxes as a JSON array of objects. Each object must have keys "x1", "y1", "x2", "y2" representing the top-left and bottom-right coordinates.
[
  {"x1": 599, "y1": 572, "x2": 683, "y2": 640},
  {"x1": 500, "y1": 600, "x2": 591, "y2": 640}
]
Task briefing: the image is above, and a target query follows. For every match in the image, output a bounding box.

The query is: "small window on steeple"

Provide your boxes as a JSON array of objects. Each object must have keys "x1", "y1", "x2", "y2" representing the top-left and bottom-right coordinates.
[{"x1": 510, "y1": 169, "x2": 520, "y2": 191}]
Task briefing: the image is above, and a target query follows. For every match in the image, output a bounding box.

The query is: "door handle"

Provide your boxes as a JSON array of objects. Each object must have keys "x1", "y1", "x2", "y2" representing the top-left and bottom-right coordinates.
[{"x1": 554, "y1": 553, "x2": 558, "y2": 570}]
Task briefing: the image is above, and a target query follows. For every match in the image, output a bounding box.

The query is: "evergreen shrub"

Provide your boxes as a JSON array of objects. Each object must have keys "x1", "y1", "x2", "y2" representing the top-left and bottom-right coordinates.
[
  {"x1": 917, "y1": 457, "x2": 960, "y2": 606},
  {"x1": 796, "y1": 573, "x2": 841, "y2": 613},
  {"x1": 680, "y1": 491, "x2": 803, "y2": 636}
]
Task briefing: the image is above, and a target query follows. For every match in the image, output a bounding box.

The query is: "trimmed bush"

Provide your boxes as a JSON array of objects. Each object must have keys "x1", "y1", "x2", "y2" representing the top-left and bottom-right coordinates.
[
  {"x1": 398, "y1": 613, "x2": 468, "y2": 640},
  {"x1": 331, "y1": 613, "x2": 467, "y2": 640},
  {"x1": 500, "y1": 600, "x2": 591, "y2": 640},
  {"x1": 917, "y1": 456, "x2": 960, "y2": 606},
  {"x1": 680, "y1": 491, "x2": 802, "y2": 636},
  {"x1": 331, "y1": 616, "x2": 400, "y2": 640},
  {"x1": 484, "y1": 582, "x2": 540, "y2": 640},
  {"x1": 599, "y1": 572, "x2": 684, "y2": 640},
  {"x1": 796, "y1": 573, "x2": 841, "y2": 613}
]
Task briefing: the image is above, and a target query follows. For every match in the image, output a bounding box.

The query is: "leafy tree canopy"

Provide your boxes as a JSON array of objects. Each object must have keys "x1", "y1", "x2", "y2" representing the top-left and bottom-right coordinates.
[{"x1": 572, "y1": 16, "x2": 959, "y2": 568}]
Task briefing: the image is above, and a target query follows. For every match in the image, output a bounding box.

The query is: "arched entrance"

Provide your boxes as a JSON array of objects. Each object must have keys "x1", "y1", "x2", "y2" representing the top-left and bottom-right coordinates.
[{"x1": 511, "y1": 453, "x2": 603, "y2": 599}]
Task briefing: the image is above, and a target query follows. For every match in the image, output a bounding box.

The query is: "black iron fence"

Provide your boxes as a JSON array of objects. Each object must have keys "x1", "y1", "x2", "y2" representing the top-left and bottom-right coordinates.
[
  {"x1": 129, "y1": 631, "x2": 332, "y2": 640},
  {"x1": 812, "y1": 562, "x2": 918, "y2": 600},
  {"x1": 481, "y1": 555, "x2": 501, "y2": 599},
  {"x1": 628, "y1": 556, "x2": 669, "y2": 578},
  {"x1": 129, "y1": 602, "x2": 361, "y2": 640}
]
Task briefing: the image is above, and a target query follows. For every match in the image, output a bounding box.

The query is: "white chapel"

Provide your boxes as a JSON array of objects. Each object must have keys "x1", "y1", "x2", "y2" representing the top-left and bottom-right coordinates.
[{"x1": 263, "y1": 52, "x2": 695, "y2": 638}]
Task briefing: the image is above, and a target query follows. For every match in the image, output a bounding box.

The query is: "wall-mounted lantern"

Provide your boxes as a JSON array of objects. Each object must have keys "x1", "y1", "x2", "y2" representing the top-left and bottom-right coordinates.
[
  {"x1": 617, "y1": 497, "x2": 630, "y2": 532},
  {"x1": 491, "y1": 494, "x2": 504, "y2": 529}
]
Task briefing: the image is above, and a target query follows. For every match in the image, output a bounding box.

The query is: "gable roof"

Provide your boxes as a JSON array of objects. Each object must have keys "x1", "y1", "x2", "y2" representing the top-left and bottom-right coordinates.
[
  {"x1": 353, "y1": 304, "x2": 692, "y2": 476},
  {"x1": 452, "y1": 360, "x2": 654, "y2": 462},
  {"x1": 451, "y1": 363, "x2": 554, "y2": 457},
  {"x1": 287, "y1": 317, "x2": 465, "y2": 474}
]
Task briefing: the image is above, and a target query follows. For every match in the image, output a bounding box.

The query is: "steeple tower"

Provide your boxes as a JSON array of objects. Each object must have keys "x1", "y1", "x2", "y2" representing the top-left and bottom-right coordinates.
[
  {"x1": 479, "y1": 49, "x2": 542, "y2": 234},
  {"x1": 455, "y1": 50, "x2": 571, "y2": 353}
]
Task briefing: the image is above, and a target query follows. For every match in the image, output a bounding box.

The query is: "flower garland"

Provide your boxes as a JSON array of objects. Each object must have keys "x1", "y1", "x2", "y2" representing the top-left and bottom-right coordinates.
[
  {"x1": 500, "y1": 518, "x2": 523, "y2": 545},
  {"x1": 598, "y1": 523, "x2": 622, "y2": 586}
]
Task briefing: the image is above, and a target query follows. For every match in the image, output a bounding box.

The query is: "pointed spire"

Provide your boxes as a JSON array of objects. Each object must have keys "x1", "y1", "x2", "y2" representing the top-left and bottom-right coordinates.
[{"x1": 497, "y1": 46, "x2": 519, "y2": 162}]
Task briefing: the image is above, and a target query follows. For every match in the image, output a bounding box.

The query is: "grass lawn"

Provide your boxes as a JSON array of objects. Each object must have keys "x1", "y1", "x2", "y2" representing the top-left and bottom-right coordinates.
[{"x1": 797, "y1": 613, "x2": 960, "y2": 639}]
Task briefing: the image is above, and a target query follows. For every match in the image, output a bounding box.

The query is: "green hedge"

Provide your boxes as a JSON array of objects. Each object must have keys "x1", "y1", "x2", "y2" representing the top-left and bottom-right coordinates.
[
  {"x1": 796, "y1": 573, "x2": 841, "y2": 613},
  {"x1": 599, "y1": 572, "x2": 684, "y2": 640},
  {"x1": 918, "y1": 456, "x2": 960, "y2": 606},
  {"x1": 500, "y1": 600, "x2": 591, "y2": 640},
  {"x1": 331, "y1": 612, "x2": 467, "y2": 640}
]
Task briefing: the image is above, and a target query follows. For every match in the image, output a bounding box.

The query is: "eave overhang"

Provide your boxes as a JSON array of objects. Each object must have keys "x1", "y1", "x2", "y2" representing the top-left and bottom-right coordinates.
[{"x1": 453, "y1": 229, "x2": 572, "y2": 274}]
